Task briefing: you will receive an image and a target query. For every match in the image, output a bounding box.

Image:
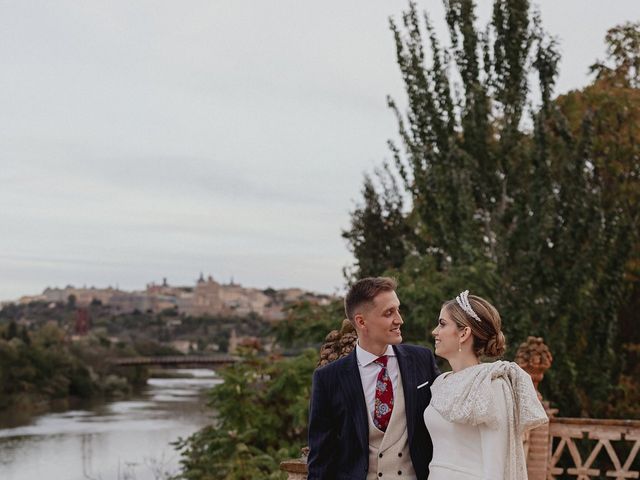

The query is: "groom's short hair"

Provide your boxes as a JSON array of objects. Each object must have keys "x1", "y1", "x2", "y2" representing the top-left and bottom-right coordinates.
[{"x1": 345, "y1": 276, "x2": 397, "y2": 321}]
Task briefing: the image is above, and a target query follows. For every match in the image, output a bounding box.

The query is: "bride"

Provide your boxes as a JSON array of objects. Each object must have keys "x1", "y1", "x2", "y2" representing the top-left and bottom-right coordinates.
[{"x1": 424, "y1": 291, "x2": 548, "y2": 480}]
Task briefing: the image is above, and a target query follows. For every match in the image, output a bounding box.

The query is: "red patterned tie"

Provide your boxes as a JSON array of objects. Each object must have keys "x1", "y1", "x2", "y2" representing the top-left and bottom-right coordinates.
[{"x1": 373, "y1": 355, "x2": 393, "y2": 431}]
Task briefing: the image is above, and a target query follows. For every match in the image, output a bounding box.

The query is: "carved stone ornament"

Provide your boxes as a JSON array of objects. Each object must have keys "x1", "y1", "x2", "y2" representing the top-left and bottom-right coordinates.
[{"x1": 317, "y1": 319, "x2": 357, "y2": 367}]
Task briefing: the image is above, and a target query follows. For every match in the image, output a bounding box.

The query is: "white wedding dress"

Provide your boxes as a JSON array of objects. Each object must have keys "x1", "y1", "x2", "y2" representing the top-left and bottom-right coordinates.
[{"x1": 423, "y1": 362, "x2": 548, "y2": 480}]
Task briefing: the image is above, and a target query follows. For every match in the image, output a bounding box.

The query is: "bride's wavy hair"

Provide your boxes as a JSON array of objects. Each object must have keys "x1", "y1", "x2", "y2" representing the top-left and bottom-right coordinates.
[{"x1": 442, "y1": 294, "x2": 506, "y2": 357}]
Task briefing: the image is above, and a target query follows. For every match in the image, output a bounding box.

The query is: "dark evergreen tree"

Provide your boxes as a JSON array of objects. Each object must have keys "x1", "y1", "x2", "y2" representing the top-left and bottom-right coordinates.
[
  {"x1": 6, "y1": 321, "x2": 18, "y2": 340},
  {"x1": 342, "y1": 164, "x2": 413, "y2": 281},
  {"x1": 20, "y1": 326, "x2": 31, "y2": 346},
  {"x1": 67, "y1": 294, "x2": 77, "y2": 310}
]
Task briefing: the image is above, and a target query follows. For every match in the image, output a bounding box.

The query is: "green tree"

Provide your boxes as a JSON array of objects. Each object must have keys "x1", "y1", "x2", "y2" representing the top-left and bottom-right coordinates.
[
  {"x1": 6, "y1": 321, "x2": 18, "y2": 340},
  {"x1": 20, "y1": 326, "x2": 31, "y2": 345},
  {"x1": 67, "y1": 294, "x2": 77, "y2": 310},
  {"x1": 551, "y1": 22, "x2": 640, "y2": 417},
  {"x1": 175, "y1": 351, "x2": 316, "y2": 480},
  {"x1": 342, "y1": 165, "x2": 413, "y2": 281},
  {"x1": 345, "y1": 1, "x2": 639, "y2": 416},
  {"x1": 591, "y1": 21, "x2": 640, "y2": 88},
  {"x1": 274, "y1": 300, "x2": 345, "y2": 349}
]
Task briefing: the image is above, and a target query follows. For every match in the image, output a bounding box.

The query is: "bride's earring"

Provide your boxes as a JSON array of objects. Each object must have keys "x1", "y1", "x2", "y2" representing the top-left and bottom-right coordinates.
[{"x1": 458, "y1": 340, "x2": 462, "y2": 352}]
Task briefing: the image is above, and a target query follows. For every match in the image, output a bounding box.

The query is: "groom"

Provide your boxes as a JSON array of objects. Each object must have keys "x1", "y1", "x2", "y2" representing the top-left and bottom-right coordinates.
[{"x1": 307, "y1": 277, "x2": 440, "y2": 479}]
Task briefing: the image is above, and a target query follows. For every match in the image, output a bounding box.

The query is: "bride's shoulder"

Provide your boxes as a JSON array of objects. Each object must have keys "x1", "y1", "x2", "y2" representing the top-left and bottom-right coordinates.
[
  {"x1": 485, "y1": 359, "x2": 527, "y2": 375},
  {"x1": 431, "y1": 370, "x2": 450, "y2": 385}
]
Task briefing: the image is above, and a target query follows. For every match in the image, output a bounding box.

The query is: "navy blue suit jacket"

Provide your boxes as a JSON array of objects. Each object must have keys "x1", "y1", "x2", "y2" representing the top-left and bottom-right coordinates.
[{"x1": 307, "y1": 344, "x2": 440, "y2": 480}]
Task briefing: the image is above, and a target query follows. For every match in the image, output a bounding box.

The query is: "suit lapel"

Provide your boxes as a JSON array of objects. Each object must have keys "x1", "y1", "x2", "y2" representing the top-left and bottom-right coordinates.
[
  {"x1": 339, "y1": 350, "x2": 368, "y2": 453},
  {"x1": 394, "y1": 345, "x2": 417, "y2": 442}
]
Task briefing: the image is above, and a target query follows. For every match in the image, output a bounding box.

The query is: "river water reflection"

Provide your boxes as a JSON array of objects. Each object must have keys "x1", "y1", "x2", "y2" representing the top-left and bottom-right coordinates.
[{"x1": 0, "y1": 369, "x2": 220, "y2": 480}]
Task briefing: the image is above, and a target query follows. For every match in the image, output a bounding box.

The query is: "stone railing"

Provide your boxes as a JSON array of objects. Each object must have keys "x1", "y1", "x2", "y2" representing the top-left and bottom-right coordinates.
[
  {"x1": 547, "y1": 418, "x2": 640, "y2": 479},
  {"x1": 280, "y1": 333, "x2": 640, "y2": 479}
]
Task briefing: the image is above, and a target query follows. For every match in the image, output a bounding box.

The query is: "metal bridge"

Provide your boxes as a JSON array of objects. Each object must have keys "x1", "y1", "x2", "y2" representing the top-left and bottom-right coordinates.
[{"x1": 109, "y1": 354, "x2": 239, "y2": 367}]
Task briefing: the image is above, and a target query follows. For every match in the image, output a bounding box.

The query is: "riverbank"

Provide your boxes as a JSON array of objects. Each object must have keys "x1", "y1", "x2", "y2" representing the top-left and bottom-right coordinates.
[
  {"x1": 0, "y1": 368, "x2": 220, "y2": 480},
  {"x1": 0, "y1": 369, "x2": 197, "y2": 431},
  {"x1": 0, "y1": 367, "x2": 148, "y2": 428}
]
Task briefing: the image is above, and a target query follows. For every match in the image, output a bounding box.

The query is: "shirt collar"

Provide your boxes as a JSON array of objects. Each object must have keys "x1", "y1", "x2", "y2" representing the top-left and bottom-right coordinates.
[{"x1": 356, "y1": 342, "x2": 396, "y2": 367}]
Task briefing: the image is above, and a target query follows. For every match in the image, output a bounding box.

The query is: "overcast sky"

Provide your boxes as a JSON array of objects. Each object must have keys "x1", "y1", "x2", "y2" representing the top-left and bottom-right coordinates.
[{"x1": 1, "y1": 1, "x2": 638, "y2": 301}]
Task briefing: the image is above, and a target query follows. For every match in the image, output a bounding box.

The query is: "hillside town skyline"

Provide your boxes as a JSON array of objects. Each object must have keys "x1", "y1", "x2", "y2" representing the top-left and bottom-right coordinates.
[{"x1": 2, "y1": 273, "x2": 334, "y2": 322}]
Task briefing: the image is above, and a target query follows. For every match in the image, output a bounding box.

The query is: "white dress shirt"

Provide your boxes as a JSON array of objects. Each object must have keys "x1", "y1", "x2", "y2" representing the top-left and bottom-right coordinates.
[{"x1": 356, "y1": 343, "x2": 400, "y2": 420}]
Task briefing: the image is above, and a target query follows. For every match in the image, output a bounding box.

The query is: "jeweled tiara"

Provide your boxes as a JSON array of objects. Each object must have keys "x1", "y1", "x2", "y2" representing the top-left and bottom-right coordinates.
[{"x1": 455, "y1": 290, "x2": 482, "y2": 322}]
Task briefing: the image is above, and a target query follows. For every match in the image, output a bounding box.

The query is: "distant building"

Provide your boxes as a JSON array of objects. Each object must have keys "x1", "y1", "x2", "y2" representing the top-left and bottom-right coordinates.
[
  {"x1": 109, "y1": 292, "x2": 151, "y2": 313},
  {"x1": 280, "y1": 288, "x2": 306, "y2": 303},
  {"x1": 219, "y1": 284, "x2": 270, "y2": 317},
  {"x1": 263, "y1": 303, "x2": 286, "y2": 322},
  {"x1": 188, "y1": 274, "x2": 224, "y2": 316},
  {"x1": 39, "y1": 286, "x2": 120, "y2": 307},
  {"x1": 170, "y1": 340, "x2": 192, "y2": 354}
]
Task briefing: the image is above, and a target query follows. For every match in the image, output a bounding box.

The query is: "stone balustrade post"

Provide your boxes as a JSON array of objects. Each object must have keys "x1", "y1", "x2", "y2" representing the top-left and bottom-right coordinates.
[
  {"x1": 280, "y1": 457, "x2": 308, "y2": 480},
  {"x1": 280, "y1": 446, "x2": 309, "y2": 478},
  {"x1": 515, "y1": 336, "x2": 555, "y2": 480}
]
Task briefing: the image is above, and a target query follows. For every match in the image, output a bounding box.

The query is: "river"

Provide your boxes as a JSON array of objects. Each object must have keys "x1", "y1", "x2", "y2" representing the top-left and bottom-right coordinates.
[{"x1": 0, "y1": 369, "x2": 221, "y2": 480}]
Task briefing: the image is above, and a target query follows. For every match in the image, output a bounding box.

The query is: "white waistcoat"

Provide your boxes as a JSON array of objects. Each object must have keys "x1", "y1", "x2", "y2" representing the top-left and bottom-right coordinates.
[{"x1": 367, "y1": 373, "x2": 416, "y2": 480}]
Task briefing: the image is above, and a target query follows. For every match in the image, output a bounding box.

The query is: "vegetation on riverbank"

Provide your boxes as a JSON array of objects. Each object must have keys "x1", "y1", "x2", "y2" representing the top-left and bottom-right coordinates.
[
  {"x1": 174, "y1": 350, "x2": 316, "y2": 480},
  {"x1": 0, "y1": 320, "x2": 144, "y2": 414}
]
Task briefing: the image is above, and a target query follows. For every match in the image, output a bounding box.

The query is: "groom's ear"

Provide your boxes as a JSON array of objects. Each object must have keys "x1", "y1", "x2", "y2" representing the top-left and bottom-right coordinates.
[{"x1": 353, "y1": 312, "x2": 366, "y2": 330}]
